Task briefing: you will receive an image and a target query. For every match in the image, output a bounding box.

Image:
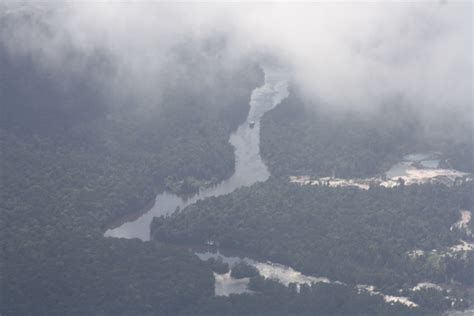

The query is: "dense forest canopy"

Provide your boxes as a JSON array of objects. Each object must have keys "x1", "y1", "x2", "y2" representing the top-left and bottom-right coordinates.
[
  {"x1": 1, "y1": 2, "x2": 473, "y2": 316},
  {"x1": 152, "y1": 179, "x2": 474, "y2": 287},
  {"x1": 260, "y1": 92, "x2": 474, "y2": 178},
  {"x1": 152, "y1": 179, "x2": 474, "y2": 313},
  {"x1": 0, "y1": 17, "x2": 263, "y2": 313}
]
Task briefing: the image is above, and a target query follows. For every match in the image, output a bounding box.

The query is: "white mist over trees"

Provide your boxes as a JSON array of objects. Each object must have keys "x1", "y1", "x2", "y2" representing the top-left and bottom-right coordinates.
[
  {"x1": 1, "y1": 2, "x2": 471, "y2": 126},
  {"x1": 1, "y1": 2, "x2": 473, "y2": 315}
]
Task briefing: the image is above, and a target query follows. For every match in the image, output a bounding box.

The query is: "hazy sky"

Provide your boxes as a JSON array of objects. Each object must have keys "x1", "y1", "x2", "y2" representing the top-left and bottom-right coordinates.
[{"x1": 1, "y1": 1, "x2": 472, "y2": 130}]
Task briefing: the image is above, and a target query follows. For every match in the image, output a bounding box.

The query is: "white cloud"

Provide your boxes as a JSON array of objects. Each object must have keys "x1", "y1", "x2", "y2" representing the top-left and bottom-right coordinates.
[{"x1": 1, "y1": 1, "x2": 472, "y2": 126}]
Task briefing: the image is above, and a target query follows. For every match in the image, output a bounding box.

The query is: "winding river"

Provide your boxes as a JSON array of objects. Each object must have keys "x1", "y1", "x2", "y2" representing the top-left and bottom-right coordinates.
[
  {"x1": 105, "y1": 67, "x2": 289, "y2": 241},
  {"x1": 103, "y1": 67, "x2": 473, "y2": 315}
]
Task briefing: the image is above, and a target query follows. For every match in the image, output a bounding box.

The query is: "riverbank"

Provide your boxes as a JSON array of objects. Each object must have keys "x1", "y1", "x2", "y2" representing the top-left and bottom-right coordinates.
[
  {"x1": 104, "y1": 66, "x2": 289, "y2": 241},
  {"x1": 290, "y1": 152, "x2": 472, "y2": 190}
]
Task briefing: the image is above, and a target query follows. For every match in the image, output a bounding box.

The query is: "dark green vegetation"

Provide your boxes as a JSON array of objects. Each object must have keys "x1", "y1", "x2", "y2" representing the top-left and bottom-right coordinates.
[
  {"x1": 2, "y1": 12, "x2": 473, "y2": 315},
  {"x1": 230, "y1": 261, "x2": 259, "y2": 279},
  {"x1": 205, "y1": 257, "x2": 230, "y2": 275},
  {"x1": 3, "y1": 235, "x2": 213, "y2": 315},
  {"x1": 153, "y1": 180, "x2": 474, "y2": 295},
  {"x1": 260, "y1": 92, "x2": 474, "y2": 178},
  {"x1": 0, "y1": 18, "x2": 262, "y2": 313},
  {"x1": 444, "y1": 142, "x2": 474, "y2": 173}
]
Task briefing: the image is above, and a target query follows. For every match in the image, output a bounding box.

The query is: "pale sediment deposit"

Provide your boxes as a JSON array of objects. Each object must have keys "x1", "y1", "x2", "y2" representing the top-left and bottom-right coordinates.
[
  {"x1": 412, "y1": 282, "x2": 443, "y2": 292},
  {"x1": 356, "y1": 285, "x2": 418, "y2": 308},
  {"x1": 450, "y1": 210, "x2": 472, "y2": 237},
  {"x1": 407, "y1": 210, "x2": 473, "y2": 259},
  {"x1": 200, "y1": 251, "x2": 423, "y2": 308},
  {"x1": 289, "y1": 155, "x2": 471, "y2": 190},
  {"x1": 449, "y1": 240, "x2": 474, "y2": 253},
  {"x1": 214, "y1": 272, "x2": 252, "y2": 296},
  {"x1": 252, "y1": 261, "x2": 330, "y2": 287}
]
